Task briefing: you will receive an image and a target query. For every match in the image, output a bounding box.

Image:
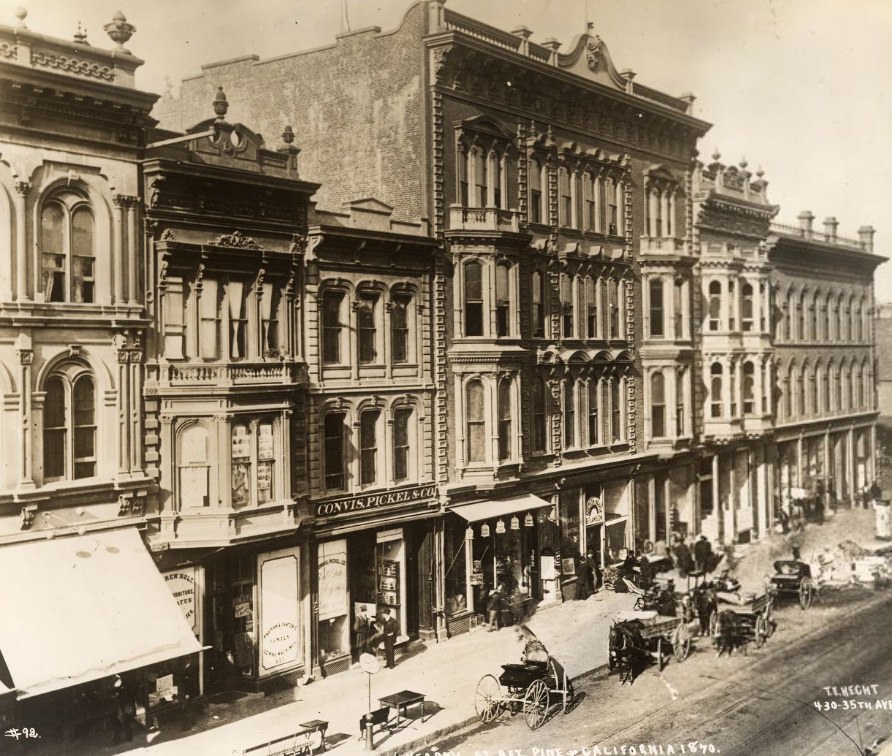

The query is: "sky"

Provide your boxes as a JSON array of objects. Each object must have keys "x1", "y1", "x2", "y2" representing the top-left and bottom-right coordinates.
[{"x1": 6, "y1": 0, "x2": 892, "y2": 299}]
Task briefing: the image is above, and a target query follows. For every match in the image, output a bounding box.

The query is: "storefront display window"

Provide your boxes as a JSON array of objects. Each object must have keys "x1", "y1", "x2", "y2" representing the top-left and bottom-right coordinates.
[
  {"x1": 444, "y1": 525, "x2": 469, "y2": 617},
  {"x1": 318, "y1": 540, "x2": 348, "y2": 664},
  {"x1": 559, "y1": 490, "x2": 581, "y2": 558},
  {"x1": 376, "y1": 530, "x2": 406, "y2": 637}
]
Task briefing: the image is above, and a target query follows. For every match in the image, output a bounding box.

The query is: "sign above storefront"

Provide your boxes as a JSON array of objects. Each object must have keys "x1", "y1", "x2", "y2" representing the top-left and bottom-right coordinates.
[{"x1": 315, "y1": 483, "x2": 437, "y2": 518}]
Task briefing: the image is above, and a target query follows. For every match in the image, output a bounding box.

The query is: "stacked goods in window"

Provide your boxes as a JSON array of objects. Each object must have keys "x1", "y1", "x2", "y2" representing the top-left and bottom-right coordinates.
[{"x1": 378, "y1": 560, "x2": 400, "y2": 607}]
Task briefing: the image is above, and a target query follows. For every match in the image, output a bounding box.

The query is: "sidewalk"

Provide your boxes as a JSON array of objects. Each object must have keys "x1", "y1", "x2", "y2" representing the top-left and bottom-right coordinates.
[{"x1": 105, "y1": 591, "x2": 636, "y2": 756}]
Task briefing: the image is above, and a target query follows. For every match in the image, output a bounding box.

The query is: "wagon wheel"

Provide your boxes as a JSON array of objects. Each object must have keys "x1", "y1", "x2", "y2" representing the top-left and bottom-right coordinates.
[
  {"x1": 523, "y1": 678, "x2": 549, "y2": 730},
  {"x1": 655, "y1": 637, "x2": 664, "y2": 671},
  {"x1": 753, "y1": 614, "x2": 767, "y2": 648},
  {"x1": 673, "y1": 622, "x2": 692, "y2": 663},
  {"x1": 474, "y1": 674, "x2": 503, "y2": 723},
  {"x1": 799, "y1": 577, "x2": 814, "y2": 610},
  {"x1": 562, "y1": 676, "x2": 576, "y2": 714}
]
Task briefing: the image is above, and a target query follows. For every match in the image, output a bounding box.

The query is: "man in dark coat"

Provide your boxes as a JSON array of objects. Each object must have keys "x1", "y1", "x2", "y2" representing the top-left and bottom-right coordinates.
[
  {"x1": 693, "y1": 535, "x2": 713, "y2": 574},
  {"x1": 377, "y1": 608, "x2": 399, "y2": 668},
  {"x1": 353, "y1": 605, "x2": 371, "y2": 658},
  {"x1": 575, "y1": 557, "x2": 592, "y2": 600}
]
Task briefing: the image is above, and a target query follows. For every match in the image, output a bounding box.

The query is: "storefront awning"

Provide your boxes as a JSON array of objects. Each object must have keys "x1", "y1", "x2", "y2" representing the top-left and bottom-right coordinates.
[
  {"x1": 447, "y1": 493, "x2": 552, "y2": 523},
  {"x1": 0, "y1": 528, "x2": 203, "y2": 699}
]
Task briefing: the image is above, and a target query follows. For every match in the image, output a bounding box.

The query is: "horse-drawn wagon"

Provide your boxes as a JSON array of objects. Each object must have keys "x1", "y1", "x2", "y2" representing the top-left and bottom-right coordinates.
[
  {"x1": 769, "y1": 559, "x2": 815, "y2": 609},
  {"x1": 710, "y1": 591, "x2": 774, "y2": 655},
  {"x1": 608, "y1": 610, "x2": 692, "y2": 684}
]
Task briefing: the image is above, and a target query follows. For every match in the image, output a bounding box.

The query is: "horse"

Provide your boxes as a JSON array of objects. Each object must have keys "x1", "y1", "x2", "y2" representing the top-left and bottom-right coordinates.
[
  {"x1": 712, "y1": 609, "x2": 746, "y2": 657},
  {"x1": 693, "y1": 584, "x2": 717, "y2": 637},
  {"x1": 608, "y1": 620, "x2": 645, "y2": 684}
]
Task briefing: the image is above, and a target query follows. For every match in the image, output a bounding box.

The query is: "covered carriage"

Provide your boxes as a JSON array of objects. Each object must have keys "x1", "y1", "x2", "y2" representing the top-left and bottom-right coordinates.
[
  {"x1": 474, "y1": 636, "x2": 575, "y2": 730},
  {"x1": 769, "y1": 559, "x2": 814, "y2": 609},
  {"x1": 607, "y1": 609, "x2": 693, "y2": 684}
]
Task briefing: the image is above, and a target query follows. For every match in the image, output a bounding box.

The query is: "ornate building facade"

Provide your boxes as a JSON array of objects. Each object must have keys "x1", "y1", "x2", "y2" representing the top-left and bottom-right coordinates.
[
  {"x1": 0, "y1": 9, "x2": 203, "y2": 728},
  {"x1": 153, "y1": 0, "x2": 710, "y2": 640}
]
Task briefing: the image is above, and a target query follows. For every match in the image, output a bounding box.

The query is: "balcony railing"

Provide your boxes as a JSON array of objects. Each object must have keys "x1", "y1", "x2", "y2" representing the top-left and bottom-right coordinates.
[
  {"x1": 770, "y1": 222, "x2": 866, "y2": 251},
  {"x1": 448, "y1": 205, "x2": 520, "y2": 233},
  {"x1": 152, "y1": 360, "x2": 301, "y2": 388}
]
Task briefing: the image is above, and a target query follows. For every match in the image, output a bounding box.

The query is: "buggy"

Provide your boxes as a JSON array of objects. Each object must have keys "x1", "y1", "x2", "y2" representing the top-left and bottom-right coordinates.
[
  {"x1": 474, "y1": 637, "x2": 574, "y2": 730},
  {"x1": 769, "y1": 559, "x2": 814, "y2": 609}
]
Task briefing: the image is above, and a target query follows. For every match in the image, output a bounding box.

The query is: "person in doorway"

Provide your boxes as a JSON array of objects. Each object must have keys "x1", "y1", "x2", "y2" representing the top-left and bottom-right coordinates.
[
  {"x1": 674, "y1": 539, "x2": 694, "y2": 578},
  {"x1": 376, "y1": 608, "x2": 399, "y2": 668},
  {"x1": 111, "y1": 674, "x2": 135, "y2": 744},
  {"x1": 693, "y1": 535, "x2": 713, "y2": 574},
  {"x1": 487, "y1": 578, "x2": 507, "y2": 631},
  {"x1": 587, "y1": 549, "x2": 602, "y2": 592},
  {"x1": 575, "y1": 556, "x2": 592, "y2": 600},
  {"x1": 179, "y1": 657, "x2": 198, "y2": 731},
  {"x1": 353, "y1": 605, "x2": 371, "y2": 658}
]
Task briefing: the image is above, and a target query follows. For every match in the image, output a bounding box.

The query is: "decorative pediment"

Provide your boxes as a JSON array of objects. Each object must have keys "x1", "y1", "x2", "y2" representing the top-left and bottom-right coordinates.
[
  {"x1": 557, "y1": 33, "x2": 630, "y2": 93},
  {"x1": 458, "y1": 114, "x2": 515, "y2": 140}
]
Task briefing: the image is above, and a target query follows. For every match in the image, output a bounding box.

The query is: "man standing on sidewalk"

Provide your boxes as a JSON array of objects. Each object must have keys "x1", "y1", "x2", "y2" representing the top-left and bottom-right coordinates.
[{"x1": 377, "y1": 608, "x2": 399, "y2": 668}]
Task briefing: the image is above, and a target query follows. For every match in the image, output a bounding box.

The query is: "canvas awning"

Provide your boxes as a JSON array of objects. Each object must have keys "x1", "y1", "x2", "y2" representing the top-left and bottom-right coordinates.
[
  {"x1": 0, "y1": 528, "x2": 203, "y2": 699},
  {"x1": 447, "y1": 493, "x2": 552, "y2": 523}
]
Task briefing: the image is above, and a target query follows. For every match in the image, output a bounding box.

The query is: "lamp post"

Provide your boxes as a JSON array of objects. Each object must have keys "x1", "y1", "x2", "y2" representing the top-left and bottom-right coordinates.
[{"x1": 359, "y1": 653, "x2": 379, "y2": 750}]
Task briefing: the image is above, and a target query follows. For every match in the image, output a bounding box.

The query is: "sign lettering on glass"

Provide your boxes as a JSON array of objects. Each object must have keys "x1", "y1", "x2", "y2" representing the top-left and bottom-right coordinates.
[
  {"x1": 259, "y1": 550, "x2": 300, "y2": 672},
  {"x1": 163, "y1": 568, "x2": 198, "y2": 634},
  {"x1": 231, "y1": 432, "x2": 250, "y2": 459},
  {"x1": 258, "y1": 430, "x2": 274, "y2": 460},
  {"x1": 317, "y1": 540, "x2": 347, "y2": 620},
  {"x1": 585, "y1": 496, "x2": 604, "y2": 526}
]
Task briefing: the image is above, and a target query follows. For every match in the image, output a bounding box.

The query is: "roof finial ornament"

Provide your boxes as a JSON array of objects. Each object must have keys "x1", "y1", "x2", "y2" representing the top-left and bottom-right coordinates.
[
  {"x1": 756, "y1": 166, "x2": 765, "y2": 178},
  {"x1": 739, "y1": 157, "x2": 748, "y2": 169},
  {"x1": 712, "y1": 149, "x2": 721, "y2": 162},
  {"x1": 104, "y1": 10, "x2": 135, "y2": 51},
  {"x1": 213, "y1": 86, "x2": 229, "y2": 121},
  {"x1": 74, "y1": 22, "x2": 89, "y2": 45},
  {"x1": 14, "y1": 6, "x2": 27, "y2": 29},
  {"x1": 282, "y1": 125, "x2": 295, "y2": 145}
]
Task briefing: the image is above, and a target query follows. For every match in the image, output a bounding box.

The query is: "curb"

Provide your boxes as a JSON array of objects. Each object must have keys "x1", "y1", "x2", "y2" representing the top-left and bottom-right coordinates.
[{"x1": 372, "y1": 663, "x2": 612, "y2": 755}]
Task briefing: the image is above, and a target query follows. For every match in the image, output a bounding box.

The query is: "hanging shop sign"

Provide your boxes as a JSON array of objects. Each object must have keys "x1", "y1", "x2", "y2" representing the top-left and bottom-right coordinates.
[
  {"x1": 471, "y1": 560, "x2": 484, "y2": 585},
  {"x1": 585, "y1": 497, "x2": 604, "y2": 526},
  {"x1": 315, "y1": 483, "x2": 437, "y2": 518}
]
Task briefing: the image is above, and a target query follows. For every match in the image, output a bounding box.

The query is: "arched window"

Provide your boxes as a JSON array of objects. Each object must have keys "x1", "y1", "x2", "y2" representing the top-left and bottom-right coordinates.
[
  {"x1": 466, "y1": 380, "x2": 486, "y2": 463},
  {"x1": 532, "y1": 377, "x2": 548, "y2": 453},
  {"x1": 564, "y1": 379, "x2": 576, "y2": 449},
  {"x1": 40, "y1": 194, "x2": 95, "y2": 303},
  {"x1": 846, "y1": 295, "x2": 855, "y2": 341},
  {"x1": 809, "y1": 364, "x2": 818, "y2": 415},
  {"x1": 650, "y1": 371, "x2": 666, "y2": 437},
  {"x1": 584, "y1": 171, "x2": 596, "y2": 230},
  {"x1": 177, "y1": 424, "x2": 210, "y2": 509},
  {"x1": 742, "y1": 361, "x2": 755, "y2": 414},
  {"x1": 675, "y1": 366, "x2": 686, "y2": 435},
  {"x1": 473, "y1": 150, "x2": 487, "y2": 206},
  {"x1": 588, "y1": 379, "x2": 599, "y2": 446},
  {"x1": 322, "y1": 289, "x2": 346, "y2": 364},
  {"x1": 498, "y1": 378, "x2": 513, "y2": 461},
  {"x1": 610, "y1": 377, "x2": 623, "y2": 442},
  {"x1": 392, "y1": 407, "x2": 413, "y2": 483},
  {"x1": 464, "y1": 261, "x2": 484, "y2": 337},
  {"x1": 495, "y1": 263, "x2": 511, "y2": 337},
  {"x1": 586, "y1": 277, "x2": 598, "y2": 339},
  {"x1": 708, "y1": 281, "x2": 721, "y2": 331},
  {"x1": 797, "y1": 290, "x2": 807, "y2": 341},
  {"x1": 649, "y1": 278, "x2": 665, "y2": 338},
  {"x1": 817, "y1": 293, "x2": 826, "y2": 340},
  {"x1": 833, "y1": 363, "x2": 842, "y2": 412},
  {"x1": 531, "y1": 270, "x2": 546, "y2": 338},
  {"x1": 458, "y1": 145, "x2": 469, "y2": 206},
  {"x1": 607, "y1": 177, "x2": 619, "y2": 235},
  {"x1": 561, "y1": 273, "x2": 574, "y2": 338},
  {"x1": 741, "y1": 283, "x2": 754, "y2": 332},
  {"x1": 43, "y1": 369, "x2": 95, "y2": 481},
  {"x1": 783, "y1": 362, "x2": 793, "y2": 419},
  {"x1": 359, "y1": 410, "x2": 380, "y2": 486},
  {"x1": 608, "y1": 279, "x2": 619, "y2": 339},
  {"x1": 529, "y1": 158, "x2": 543, "y2": 224},
  {"x1": 835, "y1": 294, "x2": 844, "y2": 341},
  {"x1": 856, "y1": 363, "x2": 864, "y2": 408},
  {"x1": 357, "y1": 290, "x2": 381, "y2": 364},
  {"x1": 323, "y1": 412, "x2": 347, "y2": 490},
  {"x1": 797, "y1": 365, "x2": 806, "y2": 416},
  {"x1": 824, "y1": 293, "x2": 833, "y2": 340},
  {"x1": 843, "y1": 363, "x2": 853, "y2": 411},
  {"x1": 809, "y1": 291, "x2": 818, "y2": 340},
  {"x1": 391, "y1": 291, "x2": 414, "y2": 364},
  {"x1": 785, "y1": 289, "x2": 794, "y2": 341},
  {"x1": 559, "y1": 167, "x2": 572, "y2": 226},
  {"x1": 710, "y1": 363, "x2": 723, "y2": 418}
]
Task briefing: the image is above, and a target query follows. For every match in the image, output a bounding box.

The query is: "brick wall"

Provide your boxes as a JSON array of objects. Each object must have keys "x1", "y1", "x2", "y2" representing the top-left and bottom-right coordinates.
[{"x1": 152, "y1": 4, "x2": 428, "y2": 225}]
